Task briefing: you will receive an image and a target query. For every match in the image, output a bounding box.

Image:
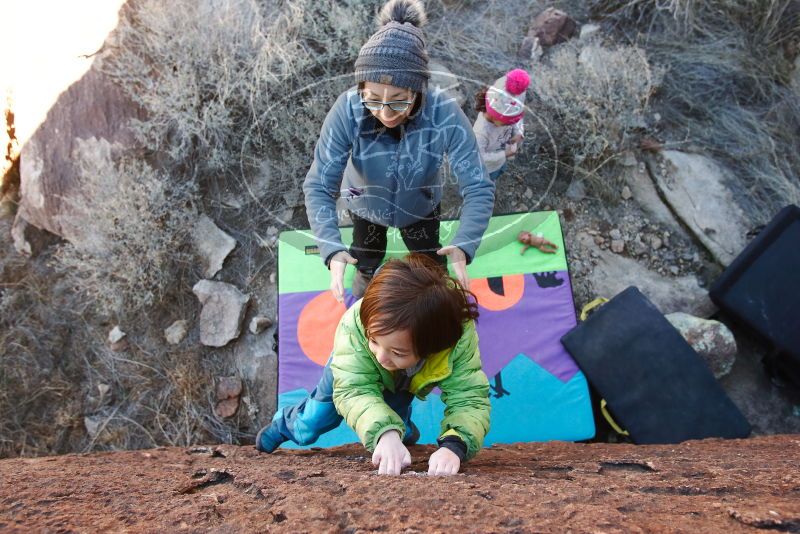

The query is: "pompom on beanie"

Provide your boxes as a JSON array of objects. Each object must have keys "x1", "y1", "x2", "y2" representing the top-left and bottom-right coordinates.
[
  {"x1": 354, "y1": 0, "x2": 430, "y2": 93},
  {"x1": 485, "y1": 68, "x2": 530, "y2": 125}
]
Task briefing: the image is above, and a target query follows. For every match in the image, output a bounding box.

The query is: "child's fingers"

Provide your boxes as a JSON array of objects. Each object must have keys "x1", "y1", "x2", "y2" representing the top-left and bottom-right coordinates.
[
  {"x1": 378, "y1": 456, "x2": 389, "y2": 475},
  {"x1": 392, "y1": 456, "x2": 402, "y2": 476},
  {"x1": 402, "y1": 449, "x2": 411, "y2": 468},
  {"x1": 372, "y1": 450, "x2": 381, "y2": 466},
  {"x1": 427, "y1": 459, "x2": 437, "y2": 476}
]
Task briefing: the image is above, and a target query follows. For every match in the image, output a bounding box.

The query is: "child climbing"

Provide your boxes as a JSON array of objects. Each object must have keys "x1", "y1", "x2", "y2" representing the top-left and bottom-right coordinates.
[
  {"x1": 472, "y1": 68, "x2": 531, "y2": 181},
  {"x1": 256, "y1": 253, "x2": 491, "y2": 476}
]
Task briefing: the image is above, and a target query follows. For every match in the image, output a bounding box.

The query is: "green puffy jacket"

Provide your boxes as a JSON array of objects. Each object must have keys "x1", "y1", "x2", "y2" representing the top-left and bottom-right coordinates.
[{"x1": 330, "y1": 300, "x2": 491, "y2": 460}]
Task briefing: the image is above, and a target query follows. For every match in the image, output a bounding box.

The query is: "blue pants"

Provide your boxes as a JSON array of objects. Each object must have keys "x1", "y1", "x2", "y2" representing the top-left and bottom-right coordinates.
[
  {"x1": 258, "y1": 358, "x2": 415, "y2": 451},
  {"x1": 489, "y1": 162, "x2": 507, "y2": 181}
]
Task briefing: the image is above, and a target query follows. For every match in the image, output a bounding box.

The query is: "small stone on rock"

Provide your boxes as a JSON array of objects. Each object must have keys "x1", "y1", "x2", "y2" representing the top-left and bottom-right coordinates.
[
  {"x1": 651, "y1": 236, "x2": 663, "y2": 250},
  {"x1": 621, "y1": 186, "x2": 633, "y2": 200},
  {"x1": 249, "y1": 316, "x2": 273, "y2": 335},
  {"x1": 108, "y1": 326, "x2": 126, "y2": 344},
  {"x1": 215, "y1": 398, "x2": 239, "y2": 419},
  {"x1": 164, "y1": 320, "x2": 190, "y2": 345},
  {"x1": 107, "y1": 326, "x2": 128, "y2": 351},
  {"x1": 269, "y1": 272, "x2": 276, "y2": 285},
  {"x1": 216, "y1": 376, "x2": 243, "y2": 401},
  {"x1": 524, "y1": 187, "x2": 533, "y2": 200},
  {"x1": 611, "y1": 239, "x2": 625, "y2": 254},
  {"x1": 609, "y1": 229, "x2": 622, "y2": 240}
]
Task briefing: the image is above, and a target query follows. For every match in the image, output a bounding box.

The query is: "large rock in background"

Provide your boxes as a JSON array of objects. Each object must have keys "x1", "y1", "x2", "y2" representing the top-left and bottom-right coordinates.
[
  {"x1": 9, "y1": 1, "x2": 142, "y2": 246},
  {"x1": 647, "y1": 151, "x2": 749, "y2": 266},
  {"x1": 16, "y1": 67, "x2": 144, "y2": 243}
]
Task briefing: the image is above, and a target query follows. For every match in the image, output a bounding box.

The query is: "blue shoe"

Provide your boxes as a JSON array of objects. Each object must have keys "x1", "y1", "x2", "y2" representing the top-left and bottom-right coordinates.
[{"x1": 255, "y1": 422, "x2": 286, "y2": 453}]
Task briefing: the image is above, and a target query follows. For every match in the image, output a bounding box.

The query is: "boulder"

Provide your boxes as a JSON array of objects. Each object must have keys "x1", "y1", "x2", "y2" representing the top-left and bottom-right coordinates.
[
  {"x1": 665, "y1": 312, "x2": 737, "y2": 378},
  {"x1": 16, "y1": 66, "x2": 144, "y2": 243},
  {"x1": 528, "y1": 7, "x2": 577, "y2": 46},
  {"x1": 650, "y1": 151, "x2": 748, "y2": 266},
  {"x1": 193, "y1": 215, "x2": 237, "y2": 279},
  {"x1": 576, "y1": 231, "x2": 714, "y2": 316},
  {"x1": 193, "y1": 280, "x2": 249, "y2": 347}
]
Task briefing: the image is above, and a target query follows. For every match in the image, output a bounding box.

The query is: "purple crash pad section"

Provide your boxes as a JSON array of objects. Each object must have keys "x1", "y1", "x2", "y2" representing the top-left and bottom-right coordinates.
[{"x1": 278, "y1": 271, "x2": 578, "y2": 394}]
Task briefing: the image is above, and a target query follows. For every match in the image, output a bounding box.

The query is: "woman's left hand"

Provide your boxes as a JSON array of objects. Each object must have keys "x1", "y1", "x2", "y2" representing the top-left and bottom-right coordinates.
[
  {"x1": 437, "y1": 245, "x2": 469, "y2": 289},
  {"x1": 428, "y1": 447, "x2": 461, "y2": 476}
]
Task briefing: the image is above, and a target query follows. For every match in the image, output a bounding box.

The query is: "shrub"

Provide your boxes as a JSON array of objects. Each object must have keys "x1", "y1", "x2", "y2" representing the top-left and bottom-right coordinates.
[
  {"x1": 531, "y1": 42, "x2": 663, "y2": 189},
  {"x1": 53, "y1": 138, "x2": 197, "y2": 319},
  {"x1": 103, "y1": 0, "x2": 382, "y2": 200}
]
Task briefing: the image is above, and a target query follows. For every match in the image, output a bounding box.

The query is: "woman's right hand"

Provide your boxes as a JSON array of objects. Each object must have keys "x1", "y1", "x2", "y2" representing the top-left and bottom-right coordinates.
[
  {"x1": 329, "y1": 250, "x2": 358, "y2": 303},
  {"x1": 372, "y1": 430, "x2": 411, "y2": 476}
]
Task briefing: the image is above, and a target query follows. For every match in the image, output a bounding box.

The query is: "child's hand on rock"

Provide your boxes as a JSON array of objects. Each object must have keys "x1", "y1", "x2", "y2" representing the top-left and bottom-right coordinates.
[
  {"x1": 428, "y1": 447, "x2": 461, "y2": 476},
  {"x1": 373, "y1": 430, "x2": 411, "y2": 476},
  {"x1": 505, "y1": 143, "x2": 518, "y2": 158}
]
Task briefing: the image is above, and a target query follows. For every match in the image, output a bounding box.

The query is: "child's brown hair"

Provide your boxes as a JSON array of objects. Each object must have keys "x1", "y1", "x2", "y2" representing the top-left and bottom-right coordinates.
[
  {"x1": 474, "y1": 87, "x2": 488, "y2": 113},
  {"x1": 360, "y1": 253, "x2": 479, "y2": 358}
]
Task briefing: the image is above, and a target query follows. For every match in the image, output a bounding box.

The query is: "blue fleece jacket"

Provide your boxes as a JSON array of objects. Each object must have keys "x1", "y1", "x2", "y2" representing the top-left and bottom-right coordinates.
[{"x1": 303, "y1": 86, "x2": 496, "y2": 264}]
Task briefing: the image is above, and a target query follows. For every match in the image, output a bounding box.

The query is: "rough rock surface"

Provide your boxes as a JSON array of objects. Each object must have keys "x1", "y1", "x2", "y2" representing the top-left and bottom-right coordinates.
[
  {"x1": 1, "y1": 436, "x2": 798, "y2": 532},
  {"x1": 649, "y1": 151, "x2": 749, "y2": 266},
  {"x1": 666, "y1": 312, "x2": 738, "y2": 378},
  {"x1": 193, "y1": 281, "x2": 249, "y2": 347},
  {"x1": 193, "y1": 215, "x2": 237, "y2": 279},
  {"x1": 621, "y1": 163, "x2": 684, "y2": 233}
]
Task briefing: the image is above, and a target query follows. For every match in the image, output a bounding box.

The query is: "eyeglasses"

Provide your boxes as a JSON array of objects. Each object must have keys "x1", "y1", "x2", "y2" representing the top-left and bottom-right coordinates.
[{"x1": 361, "y1": 97, "x2": 415, "y2": 112}]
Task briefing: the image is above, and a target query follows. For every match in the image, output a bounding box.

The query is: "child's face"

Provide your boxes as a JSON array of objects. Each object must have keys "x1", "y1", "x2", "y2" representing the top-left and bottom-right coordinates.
[{"x1": 368, "y1": 328, "x2": 420, "y2": 371}]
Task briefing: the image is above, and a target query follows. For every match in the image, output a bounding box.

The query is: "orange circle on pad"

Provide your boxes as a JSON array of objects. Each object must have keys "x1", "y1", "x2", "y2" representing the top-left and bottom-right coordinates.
[
  {"x1": 470, "y1": 274, "x2": 525, "y2": 311},
  {"x1": 297, "y1": 291, "x2": 348, "y2": 366}
]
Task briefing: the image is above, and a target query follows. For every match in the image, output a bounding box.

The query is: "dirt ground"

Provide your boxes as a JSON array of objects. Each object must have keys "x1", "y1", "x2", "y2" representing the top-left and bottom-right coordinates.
[{"x1": 1, "y1": 435, "x2": 798, "y2": 533}]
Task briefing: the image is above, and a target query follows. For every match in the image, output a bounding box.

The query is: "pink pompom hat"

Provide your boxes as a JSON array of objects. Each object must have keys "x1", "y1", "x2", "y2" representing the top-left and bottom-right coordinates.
[{"x1": 484, "y1": 68, "x2": 530, "y2": 125}]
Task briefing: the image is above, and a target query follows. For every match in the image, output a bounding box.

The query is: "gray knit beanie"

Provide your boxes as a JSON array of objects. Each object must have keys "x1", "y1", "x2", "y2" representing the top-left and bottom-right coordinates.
[{"x1": 354, "y1": 0, "x2": 430, "y2": 93}]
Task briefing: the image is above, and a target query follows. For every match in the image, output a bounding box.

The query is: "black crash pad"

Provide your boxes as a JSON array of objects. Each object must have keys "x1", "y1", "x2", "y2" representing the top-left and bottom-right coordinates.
[
  {"x1": 710, "y1": 204, "x2": 800, "y2": 387},
  {"x1": 561, "y1": 287, "x2": 751, "y2": 444}
]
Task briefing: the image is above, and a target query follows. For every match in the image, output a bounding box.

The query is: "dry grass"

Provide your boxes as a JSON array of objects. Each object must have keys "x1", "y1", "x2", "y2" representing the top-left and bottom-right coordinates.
[{"x1": 591, "y1": 0, "x2": 800, "y2": 220}]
